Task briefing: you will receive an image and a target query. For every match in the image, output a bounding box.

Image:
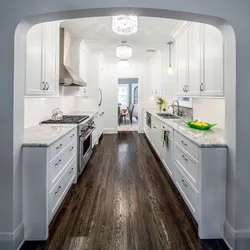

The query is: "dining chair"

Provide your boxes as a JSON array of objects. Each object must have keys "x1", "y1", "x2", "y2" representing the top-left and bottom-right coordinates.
[{"x1": 128, "y1": 104, "x2": 135, "y2": 124}]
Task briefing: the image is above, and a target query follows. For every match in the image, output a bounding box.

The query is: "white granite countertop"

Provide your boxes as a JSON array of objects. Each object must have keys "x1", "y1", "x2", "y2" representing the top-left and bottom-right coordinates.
[
  {"x1": 145, "y1": 109, "x2": 227, "y2": 148},
  {"x1": 23, "y1": 124, "x2": 77, "y2": 147}
]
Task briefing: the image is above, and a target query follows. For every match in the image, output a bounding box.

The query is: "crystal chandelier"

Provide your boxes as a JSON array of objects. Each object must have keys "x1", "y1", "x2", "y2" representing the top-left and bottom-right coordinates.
[
  {"x1": 116, "y1": 41, "x2": 132, "y2": 59},
  {"x1": 112, "y1": 15, "x2": 138, "y2": 36}
]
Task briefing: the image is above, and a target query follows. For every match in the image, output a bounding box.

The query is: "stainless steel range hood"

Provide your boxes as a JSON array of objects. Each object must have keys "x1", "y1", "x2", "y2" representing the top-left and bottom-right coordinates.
[{"x1": 59, "y1": 28, "x2": 87, "y2": 87}]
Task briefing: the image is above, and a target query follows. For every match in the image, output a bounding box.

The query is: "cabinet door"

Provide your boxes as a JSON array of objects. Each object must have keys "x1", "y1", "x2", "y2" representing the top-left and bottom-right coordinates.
[
  {"x1": 202, "y1": 24, "x2": 224, "y2": 96},
  {"x1": 79, "y1": 45, "x2": 89, "y2": 83},
  {"x1": 26, "y1": 24, "x2": 44, "y2": 95},
  {"x1": 151, "y1": 124, "x2": 162, "y2": 157},
  {"x1": 43, "y1": 22, "x2": 59, "y2": 95},
  {"x1": 176, "y1": 30, "x2": 189, "y2": 95},
  {"x1": 187, "y1": 23, "x2": 202, "y2": 96},
  {"x1": 161, "y1": 135, "x2": 174, "y2": 177}
]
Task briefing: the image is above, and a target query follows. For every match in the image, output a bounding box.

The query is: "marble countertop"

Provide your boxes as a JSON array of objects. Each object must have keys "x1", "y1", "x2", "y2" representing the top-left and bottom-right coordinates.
[
  {"x1": 23, "y1": 124, "x2": 77, "y2": 147},
  {"x1": 145, "y1": 109, "x2": 227, "y2": 148}
]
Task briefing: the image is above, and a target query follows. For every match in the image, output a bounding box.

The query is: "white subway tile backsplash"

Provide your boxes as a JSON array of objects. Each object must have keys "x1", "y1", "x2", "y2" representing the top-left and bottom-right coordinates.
[{"x1": 24, "y1": 95, "x2": 97, "y2": 128}]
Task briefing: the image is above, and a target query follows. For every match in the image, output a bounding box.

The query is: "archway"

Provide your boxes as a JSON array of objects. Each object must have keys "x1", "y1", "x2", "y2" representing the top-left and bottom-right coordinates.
[{"x1": 1, "y1": 3, "x2": 244, "y2": 250}]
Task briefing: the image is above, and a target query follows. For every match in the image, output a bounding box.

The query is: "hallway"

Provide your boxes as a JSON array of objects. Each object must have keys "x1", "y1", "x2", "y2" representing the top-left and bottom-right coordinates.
[{"x1": 22, "y1": 132, "x2": 228, "y2": 250}]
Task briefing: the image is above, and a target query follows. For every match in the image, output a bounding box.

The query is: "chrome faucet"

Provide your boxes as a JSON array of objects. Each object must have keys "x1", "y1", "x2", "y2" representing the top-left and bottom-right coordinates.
[{"x1": 171, "y1": 100, "x2": 180, "y2": 116}]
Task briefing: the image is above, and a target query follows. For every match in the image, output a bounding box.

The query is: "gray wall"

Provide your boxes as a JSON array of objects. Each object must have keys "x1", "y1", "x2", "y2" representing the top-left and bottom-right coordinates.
[
  {"x1": 0, "y1": 1, "x2": 248, "y2": 249},
  {"x1": 118, "y1": 78, "x2": 138, "y2": 106}
]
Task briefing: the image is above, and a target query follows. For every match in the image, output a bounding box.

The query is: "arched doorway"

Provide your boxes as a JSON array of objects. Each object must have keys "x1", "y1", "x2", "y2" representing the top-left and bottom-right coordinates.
[{"x1": 1, "y1": 3, "x2": 245, "y2": 250}]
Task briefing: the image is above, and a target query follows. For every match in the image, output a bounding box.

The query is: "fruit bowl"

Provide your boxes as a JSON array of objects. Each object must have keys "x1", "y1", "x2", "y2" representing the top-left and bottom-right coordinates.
[{"x1": 185, "y1": 121, "x2": 217, "y2": 130}]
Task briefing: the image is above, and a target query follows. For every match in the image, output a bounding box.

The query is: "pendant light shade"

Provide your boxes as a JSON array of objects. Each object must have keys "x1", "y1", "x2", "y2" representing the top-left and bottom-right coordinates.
[
  {"x1": 112, "y1": 15, "x2": 138, "y2": 36},
  {"x1": 116, "y1": 41, "x2": 132, "y2": 59},
  {"x1": 167, "y1": 42, "x2": 174, "y2": 75}
]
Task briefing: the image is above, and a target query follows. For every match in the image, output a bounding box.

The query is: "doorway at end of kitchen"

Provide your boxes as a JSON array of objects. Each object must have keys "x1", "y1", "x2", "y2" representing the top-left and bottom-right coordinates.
[{"x1": 117, "y1": 78, "x2": 139, "y2": 132}]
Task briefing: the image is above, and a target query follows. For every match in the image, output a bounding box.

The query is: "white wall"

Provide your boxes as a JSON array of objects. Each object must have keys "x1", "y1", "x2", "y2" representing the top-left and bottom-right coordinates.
[
  {"x1": 24, "y1": 93, "x2": 96, "y2": 128},
  {"x1": 106, "y1": 60, "x2": 148, "y2": 133},
  {"x1": 193, "y1": 98, "x2": 225, "y2": 129}
]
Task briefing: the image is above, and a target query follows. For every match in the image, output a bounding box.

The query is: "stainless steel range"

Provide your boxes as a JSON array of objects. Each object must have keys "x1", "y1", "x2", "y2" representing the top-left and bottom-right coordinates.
[
  {"x1": 77, "y1": 118, "x2": 95, "y2": 176},
  {"x1": 41, "y1": 114, "x2": 95, "y2": 177}
]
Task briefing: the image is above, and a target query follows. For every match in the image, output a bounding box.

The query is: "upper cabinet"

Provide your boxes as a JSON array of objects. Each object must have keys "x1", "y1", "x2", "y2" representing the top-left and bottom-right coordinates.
[
  {"x1": 175, "y1": 22, "x2": 224, "y2": 97},
  {"x1": 26, "y1": 22, "x2": 60, "y2": 96},
  {"x1": 202, "y1": 24, "x2": 224, "y2": 96}
]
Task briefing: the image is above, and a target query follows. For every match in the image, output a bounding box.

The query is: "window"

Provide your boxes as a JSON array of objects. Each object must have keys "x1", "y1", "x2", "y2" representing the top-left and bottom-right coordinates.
[
  {"x1": 118, "y1": 84, "x2": 129, "y2": 107},
  {"x1": 133, "y1": 86, "x2": 138, "y2": 104}
]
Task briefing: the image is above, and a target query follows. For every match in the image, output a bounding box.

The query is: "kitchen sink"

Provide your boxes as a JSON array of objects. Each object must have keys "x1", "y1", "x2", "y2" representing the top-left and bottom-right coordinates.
[{"x1": 157, "y1": 113, "x2": 181, "y2": 119}]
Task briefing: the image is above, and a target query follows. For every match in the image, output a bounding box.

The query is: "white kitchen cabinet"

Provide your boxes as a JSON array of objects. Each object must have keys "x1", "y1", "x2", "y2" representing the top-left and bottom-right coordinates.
[
  {"x1": 176, "y1": 30, "x2": 189, "y2": 95},
  {"x1": 175, "y1": 22, "x2": 224, "y2": 97},
  {"x1": 26, "y1": 24, "x2": 44, "y2": 95},
  {"x1": 151, "y1": 122, "x2": 162, "y2": 156},
  {"x1": 79, "y1": 42, "x2": 89, "y2": 84},
  {"x1": 145, "y1": 110, "x2": 227, "y2": 239},
  {"x1": 26, "y1": 22, "x2": 59, "y2": 96},
  {"x1": 202, "y1": 24, "x2": 224, "y2": 96},
  {"x1": 22, "y1": 128, "x2": 77, "y2": 240},
  {"x1": 161, "y1": 130, "x2": 174, "y2": 177},
  {"x1": 187, "y1": 23, "x2": 202, "y2": 96}
]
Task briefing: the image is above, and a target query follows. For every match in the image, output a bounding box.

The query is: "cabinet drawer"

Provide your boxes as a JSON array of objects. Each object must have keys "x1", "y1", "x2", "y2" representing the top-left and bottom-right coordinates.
[
  {"x1": 49, "y1": 139, "x2": 77, "y2": 190},
  {"x1": 175, "y1": 162, "x2": 199, "y2": 221},
  {"x1": 49, "y1": 158, "x2": 76, "y2": 222},
  {"x1": 174, "y1": 131, "x2": 199, "y2": 160},
  {"x1": 175, "y1": 143, "x2": 199, "y2": 190},
  {"x1": 49, "y1": 128, "x2": 77, "y2": 161}
]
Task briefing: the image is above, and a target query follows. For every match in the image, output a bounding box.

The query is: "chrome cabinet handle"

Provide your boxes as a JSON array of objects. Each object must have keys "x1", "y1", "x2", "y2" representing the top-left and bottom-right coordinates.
[
  {"x1": 69, "y1": 146, "x2": 74, "y2": 152},
  {"x1": 153, "y1": 126, "x2": 156, "y2": 129},
  {"x1": 200, "y1": 83, "x2": 204, "y2": 92},
  {"x1": 69, "y1": 167, "x2": 74, "y2": 174},
  {"x1": 45, "y1": 82, "x2": 49, "y2": 90},
  {"x1": 182, "y1": 179, "x2": 188, "y2": 187},
  {"x1": 56, "y1": 144, "x2": 62, "y2": 150},
  {"x1": 70, "y1": 134, "x2": 75, "y2": 138},
  {"x1": 42, "y1": 81, "x2": 46, "y2": 90},
  {"x1": 182, "y1": 155, "x2": 188, "y2": 161},
  {"x1": 55, "y1": 186, "x2": 61, "y2": 195},
  {"x1": 183, "y1": 86, "x2": 185, "y2": 92},
  {"x1": 185, "y1": 85, "x2": 189, "y2": 92},
  {"x1": 181, "y1": 140, "x2": 187, "y2": 146},
  {"x1": 55, "y1": 159, "x2": 62, "y2": 166}
]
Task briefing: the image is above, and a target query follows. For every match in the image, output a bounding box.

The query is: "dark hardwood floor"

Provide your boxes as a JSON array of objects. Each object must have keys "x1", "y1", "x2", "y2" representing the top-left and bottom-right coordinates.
[{"x1": 21, "y1": 132, "x2": 228, "y2": 250}]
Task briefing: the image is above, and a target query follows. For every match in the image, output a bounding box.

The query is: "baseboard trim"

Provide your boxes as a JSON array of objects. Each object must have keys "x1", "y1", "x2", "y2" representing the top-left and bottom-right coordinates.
[
  {"x1": 223, "y1": 220, "x2": 250, "y2": 250},
  {"x1": 0, "y1": 222, "x2": 24, "y2": 250},
  {"x1": 103, "y1": 128, "x2": 117, "y2": 134}
]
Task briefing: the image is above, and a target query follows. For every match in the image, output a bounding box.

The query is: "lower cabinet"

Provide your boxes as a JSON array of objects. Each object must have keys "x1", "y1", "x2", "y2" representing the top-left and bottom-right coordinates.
[
  {"x1": 161, "y1": 135, "x2": 174, "y2": 177},
  {"x1": 22, "y1": 128, "x2": 77, "y2": 240},
  {"x1": 144, "y1": 111, "x2": 227, "y2": 239}
]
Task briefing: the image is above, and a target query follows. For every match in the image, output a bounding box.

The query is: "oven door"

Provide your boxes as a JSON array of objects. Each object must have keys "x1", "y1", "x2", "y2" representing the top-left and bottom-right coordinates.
[{"x1": 78, "y1": 128, "x2": 94, "y2": 176}]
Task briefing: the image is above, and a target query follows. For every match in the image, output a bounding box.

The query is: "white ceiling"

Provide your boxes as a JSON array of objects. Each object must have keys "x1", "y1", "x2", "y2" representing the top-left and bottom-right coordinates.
[{"x1": 61, "y1": 16, "x2": 182, "y2": 62}]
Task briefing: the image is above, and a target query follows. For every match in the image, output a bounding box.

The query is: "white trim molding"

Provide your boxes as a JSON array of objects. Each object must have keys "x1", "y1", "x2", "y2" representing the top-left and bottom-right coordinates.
[
  {"x1": 0, "y1": 223, "x2": 24, "y2": 250},
  {"x1": 103, "y1": 128, "x2": 118, "y2": 134},
  {"x1": 170, "y1": 21, "x2": 192, "y2": 39},
  {"x1": 224, "y1": 220, "x2": 250, "y2": 250}
]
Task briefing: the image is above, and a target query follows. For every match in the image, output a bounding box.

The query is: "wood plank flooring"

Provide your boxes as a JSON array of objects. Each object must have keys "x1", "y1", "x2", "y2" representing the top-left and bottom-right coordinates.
[{"x1": 21, "y1": 132, "x2": 228, "y2": 250}]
